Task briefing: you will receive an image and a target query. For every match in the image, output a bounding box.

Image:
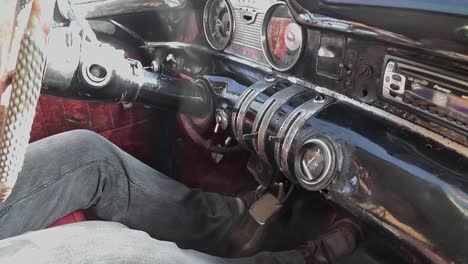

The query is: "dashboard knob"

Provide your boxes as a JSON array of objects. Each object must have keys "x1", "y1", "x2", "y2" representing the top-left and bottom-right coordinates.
[{"x1": 294, "y1": 136, "x2": 340, "y2": 191}]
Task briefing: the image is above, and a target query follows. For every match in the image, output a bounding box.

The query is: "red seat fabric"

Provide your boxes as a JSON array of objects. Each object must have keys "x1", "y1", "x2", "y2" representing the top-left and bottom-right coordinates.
[{"x1": 50, "y1": 210, "x2": 87, "y2": 227}]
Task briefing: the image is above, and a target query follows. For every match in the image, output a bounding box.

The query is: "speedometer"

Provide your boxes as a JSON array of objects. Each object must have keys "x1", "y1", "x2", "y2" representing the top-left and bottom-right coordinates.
[
  {"x1": 203, "y1": 0, "x2": 234, "y2": 51},
  {"x1": 262, "y1": 2, "x2": 304, "y2": 71}
]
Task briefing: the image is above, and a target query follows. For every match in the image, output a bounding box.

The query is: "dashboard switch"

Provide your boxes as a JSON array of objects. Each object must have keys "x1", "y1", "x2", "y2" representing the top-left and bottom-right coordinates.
[
  {"x1": 392, "y1": 74, "x2": 402, "y2": 82},
  {"x1": 390, "y1": 84, "x2": 401, "y2": 91},
  {"x1": 214, "y1": 109, "x2": 229, "y2": 133}
]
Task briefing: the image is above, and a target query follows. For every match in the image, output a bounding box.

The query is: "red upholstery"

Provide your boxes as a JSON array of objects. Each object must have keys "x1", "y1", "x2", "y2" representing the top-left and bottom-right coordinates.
[{"x1": 50, "y1": 210, "x2": 87, "y2": 227}]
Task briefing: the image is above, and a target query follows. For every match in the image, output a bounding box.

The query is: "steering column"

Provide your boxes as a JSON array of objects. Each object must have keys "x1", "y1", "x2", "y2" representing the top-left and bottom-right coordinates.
[{"x1": 43, "y1": 27, "x2": 212, "y2": 118}]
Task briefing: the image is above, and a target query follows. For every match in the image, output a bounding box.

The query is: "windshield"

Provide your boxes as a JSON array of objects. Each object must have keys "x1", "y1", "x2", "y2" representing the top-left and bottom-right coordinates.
[{"x1": 322, "y1": 0, "x2": 468, "y2": 16}]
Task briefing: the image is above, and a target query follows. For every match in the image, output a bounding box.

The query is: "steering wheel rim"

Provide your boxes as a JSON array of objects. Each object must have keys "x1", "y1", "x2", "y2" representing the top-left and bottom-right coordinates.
[{"x1": 0, "y1": 0, "x2": 52, "y2": 202}]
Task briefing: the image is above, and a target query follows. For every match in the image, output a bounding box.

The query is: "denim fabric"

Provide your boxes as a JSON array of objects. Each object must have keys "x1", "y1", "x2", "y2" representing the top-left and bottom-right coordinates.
[
  {"x1": 0, "y1": 130, "x2": 305, "y2": 264},
  {"x1": 0, "y1": 221, "x2": 305, "y2": 264}
]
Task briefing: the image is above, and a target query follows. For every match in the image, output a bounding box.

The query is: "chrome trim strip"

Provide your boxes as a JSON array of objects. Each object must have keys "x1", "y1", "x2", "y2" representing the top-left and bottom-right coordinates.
[
  {"x1": 256, "y1": 85, "x2": 308, "y2": 161},
  {"x1": 279, "y1": 97, "x2": 332, "y2": 178},
  {"x1": 235, "y1": 81, "x2": 274, "y2": 146},
  {"x1": 231, "y1": 41, "x2": 263, "y2": 51},
  {"x1": 273, "y1": 99, "x2": 316, "y2": 179},
  {"x1": 141, "y1": 42, "x2": 468, "y2": 157},
  {"x1": 231, "y1": 88, "x2": 253, "y2": 138},
  {"x1": 231, "y1": 8, "x2": 264, "y2": 51},
  {"x1": 252, "y1": 100, "x2": 276, "y2": 141}
]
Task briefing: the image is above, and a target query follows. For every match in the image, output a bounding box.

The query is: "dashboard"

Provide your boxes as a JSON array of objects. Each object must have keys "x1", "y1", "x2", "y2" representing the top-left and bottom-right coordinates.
[
  {"x1": 198, "y1": 1, "x2": 468, "y2": 262},
  {"x1": 201, "y1": 0, "x2": 468, "y2": 150}
]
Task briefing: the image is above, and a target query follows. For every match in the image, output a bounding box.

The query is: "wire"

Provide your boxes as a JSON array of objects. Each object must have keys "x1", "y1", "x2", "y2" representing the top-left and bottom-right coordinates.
[{"x1": 280, "y1": 184, "x2": 296, "y2": 204}]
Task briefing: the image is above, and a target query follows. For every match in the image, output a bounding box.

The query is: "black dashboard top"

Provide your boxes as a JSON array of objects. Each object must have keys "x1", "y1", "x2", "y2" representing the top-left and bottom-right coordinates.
[
  {"x1": 322, "y1": 0, "x2": 468, "y2": 15},
  {"x1": 291, "y1": 0, "x2": 468, "y2": 57}
]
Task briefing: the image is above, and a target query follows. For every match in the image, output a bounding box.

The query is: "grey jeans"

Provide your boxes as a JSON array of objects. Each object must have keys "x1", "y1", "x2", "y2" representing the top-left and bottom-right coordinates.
[{"x1": 0, "y1": 130, "x2": 304, "y2": 264}]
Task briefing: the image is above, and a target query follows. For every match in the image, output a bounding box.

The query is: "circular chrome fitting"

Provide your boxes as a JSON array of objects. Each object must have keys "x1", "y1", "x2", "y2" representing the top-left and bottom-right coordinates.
[
  {"x1": 261, "y1": 2, "x2": 304, "y2": 71},
  {"x1": 314, "y1": 94, "x2": 326, "y2": 103},
  {"x1": 264, "y1": 74, "x2": 277, "y2": 83},
  {"x1": 293, "y1": 136, "x2": 340, "y2": 191},
  {"x1": 215, "y1": 109, "x2": 229, "y2": 131},
  {"x1": 203, "y1": 0, "x2": 234, "y2": 51},
  {"x1": 81, "y1": 62, "x2": 112, "y2": 88}
]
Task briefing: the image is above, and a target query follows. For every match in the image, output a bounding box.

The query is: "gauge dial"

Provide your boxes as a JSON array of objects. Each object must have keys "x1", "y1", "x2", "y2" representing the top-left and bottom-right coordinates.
[
  {"x1": 262, "y1": 3, "x2": 304, "y2": 71},
  {"x1": 301, "y1": 144, "x2": 326, "y2": 181},
  {"x1": 203, "y1": 0, "x2": 234, "y2": 51},
  {"x1": 294, "y1": 137, "x2": 338, "y2": 191}
]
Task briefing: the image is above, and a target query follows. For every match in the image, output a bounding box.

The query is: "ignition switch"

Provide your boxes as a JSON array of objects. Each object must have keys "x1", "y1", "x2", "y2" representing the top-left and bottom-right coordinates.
[{"x1": 214, "y1": 108, "x2": 229, "y2": 133}]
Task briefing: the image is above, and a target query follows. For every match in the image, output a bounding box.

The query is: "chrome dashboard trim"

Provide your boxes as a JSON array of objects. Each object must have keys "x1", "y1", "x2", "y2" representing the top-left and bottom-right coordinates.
[
  {"x1": 255, "y1": 85, "x2": 307, "y2": 161},
  {"x1": 231, "y1": 9, "x2": 264, "y2": 51},
  {"x1": 231, "y1": 87, "x2": 254, "y2": 138},
  {"x1": 142, "y1": 42, "x2": 468, "y2": 157},
  {"x1": 279, "y1": 97, "x2": 331, "y2": 178},
  {"x1": 235, "y1": 81, "x2": 274, "y2": 146},
  {"x1": 231, "y1": 41, "x2": 262, "y2": 51},
  {"x1": 272, "y1": 98, "x2": 317, "y2": 180}
]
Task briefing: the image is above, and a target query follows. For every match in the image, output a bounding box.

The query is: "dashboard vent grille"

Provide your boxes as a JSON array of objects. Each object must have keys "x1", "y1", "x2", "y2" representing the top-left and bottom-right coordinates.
[{"x1": 232, "y1": 9, "x2": 264, "y2": 51}]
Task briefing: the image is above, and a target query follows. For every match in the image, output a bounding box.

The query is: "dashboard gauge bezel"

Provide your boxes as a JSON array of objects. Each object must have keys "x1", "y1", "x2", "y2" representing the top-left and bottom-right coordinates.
[
  {"x1": 294, "y1": 136, "x2": 338, "y2": 191},
  {"x1": 261, "y1": 1, "x2": 305, "y2": 72},
  {"x1": 203, "y1": 0, "x2": 235, "y2": 51}
]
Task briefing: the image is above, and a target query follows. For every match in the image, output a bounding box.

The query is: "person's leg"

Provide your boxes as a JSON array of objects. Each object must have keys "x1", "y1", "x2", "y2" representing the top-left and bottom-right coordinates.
[
  {"x1": 0, "y1": 130, "x2": 243, "y2": 253},
  {"x1": 0, "y1": 221, "x2": 306, "y2": 264}
]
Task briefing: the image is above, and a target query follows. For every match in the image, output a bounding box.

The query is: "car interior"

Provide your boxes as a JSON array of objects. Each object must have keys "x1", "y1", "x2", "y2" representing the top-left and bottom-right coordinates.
[{"x1": 1, "y1": 0, "x2": 467, "y2": 263}]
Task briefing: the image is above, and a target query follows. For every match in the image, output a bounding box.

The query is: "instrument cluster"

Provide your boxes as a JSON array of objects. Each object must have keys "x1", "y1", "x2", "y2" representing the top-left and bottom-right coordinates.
[{"x1": 203, "y1": 0, "x2": 304, "y2": 71}]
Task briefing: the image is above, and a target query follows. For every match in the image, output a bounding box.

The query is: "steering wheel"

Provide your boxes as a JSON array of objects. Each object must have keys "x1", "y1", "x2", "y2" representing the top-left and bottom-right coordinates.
[{"x1": 0, "y1": 0, "x2": 53, "y2": 202}]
